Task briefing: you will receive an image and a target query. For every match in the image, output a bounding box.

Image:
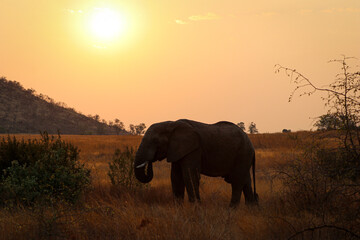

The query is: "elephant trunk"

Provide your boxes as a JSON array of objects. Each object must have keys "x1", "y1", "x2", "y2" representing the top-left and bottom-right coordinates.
[
  {"x1": 134, "y1": 162, "x2": 153, "y2": 183},
  {"x1": 134, "y1": 145, "x2": 154, "y2": 183}
]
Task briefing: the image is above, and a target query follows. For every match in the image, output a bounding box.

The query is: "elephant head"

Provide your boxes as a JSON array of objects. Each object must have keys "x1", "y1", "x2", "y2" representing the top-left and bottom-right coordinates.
[{"x1": 134, "y1": 121, "x2": 199, "y2": 183}]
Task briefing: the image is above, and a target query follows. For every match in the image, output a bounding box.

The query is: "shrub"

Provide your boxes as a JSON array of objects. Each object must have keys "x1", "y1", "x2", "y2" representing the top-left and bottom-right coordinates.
[
  {"x1": 0, "y1": 133, "x2": 91, "y2": 206},
  {"x1": 108, "y1": 147, "x2": 146, "y2": 189},
  {"x1": 277, "y1": 143, "x2": 360, "y2": 234},
  {"x1": 316, "y1": 147, "x2": 360, "y2": 181}
]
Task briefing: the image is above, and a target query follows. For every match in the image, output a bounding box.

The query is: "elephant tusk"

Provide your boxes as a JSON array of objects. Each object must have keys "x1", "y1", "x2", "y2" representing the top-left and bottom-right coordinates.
[{"x1": 135, "y1": 161, "x2": 148, "y2": 168}]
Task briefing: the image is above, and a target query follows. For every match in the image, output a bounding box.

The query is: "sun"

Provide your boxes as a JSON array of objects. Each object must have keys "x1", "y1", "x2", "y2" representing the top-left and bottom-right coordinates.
[{"x1": 89, "y1": 8, "x2": 126, "y2": 41}]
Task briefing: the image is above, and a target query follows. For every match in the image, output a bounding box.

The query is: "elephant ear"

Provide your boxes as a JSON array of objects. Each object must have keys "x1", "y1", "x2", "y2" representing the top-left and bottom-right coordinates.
[{"x1": 167, "y1": 124, "x2": 200, "y2": 163}]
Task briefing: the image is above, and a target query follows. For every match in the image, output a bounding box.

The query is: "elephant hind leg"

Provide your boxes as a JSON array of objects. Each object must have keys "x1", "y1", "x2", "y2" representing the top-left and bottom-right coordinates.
[
  {"x1": 243, "y1": 171, "x2": 260, "y2": 205},
  {"x1": 171, "y1": 162, "x2": 185, "y2": 201},
  {"x1": 230, "y1": 172, "x2": 257, "y2": 207},
  {"x1": 229, "y1": 170, "x2": 252, "y2": 208},
  {"x1": 243, "y1": 171, "x2": 257, "y2": 205}
]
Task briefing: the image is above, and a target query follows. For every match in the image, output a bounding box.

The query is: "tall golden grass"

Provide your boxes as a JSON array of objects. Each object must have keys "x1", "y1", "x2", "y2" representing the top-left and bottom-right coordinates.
[{"x1": 0, "y1": 132, "x2": 354, "y2": 239}]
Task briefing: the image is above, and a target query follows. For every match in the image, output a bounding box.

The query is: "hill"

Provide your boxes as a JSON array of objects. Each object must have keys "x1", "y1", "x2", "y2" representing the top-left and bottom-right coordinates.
[{"x1": 0, "y1": 77, "x2": 127, "y2": 135}]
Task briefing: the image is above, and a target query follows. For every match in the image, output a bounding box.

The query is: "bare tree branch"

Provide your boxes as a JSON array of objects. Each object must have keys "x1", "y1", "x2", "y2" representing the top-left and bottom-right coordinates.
[{"x1": 274, "y1": 64, "x2": 359, "y2": 104}]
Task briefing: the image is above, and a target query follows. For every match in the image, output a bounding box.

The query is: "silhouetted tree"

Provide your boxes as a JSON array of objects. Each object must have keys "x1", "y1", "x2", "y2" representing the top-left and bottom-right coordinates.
[
  {"x1": 314, "y1": 113, "x2": 342, "y2": 131},
  {"x1": 129, "y1": 124, "x2": 136, "y2": 135},
  {"x1": 93, "y1": 114, "x2": 100, "y2": 122},
  {"x1": 129, "y1": 123, "x2": 147, "y2": 135},
  {"x1": 275, "y1": 56, "x2": 360, "y2": 235},
  {"x1": 113, "y1": 119, "x2": 125, "y2": 135},
  {"x1": 135, "y1": 123, "x2": 146, "y2": 135},
  {"x1": 237, "y1": 122, "x2": 246, "y2": 131},
  {"x1": 276, "y1": 56, "x2": 360, "y2": 171},
  {"x1": 248, "y1": 122, "x2": 258, "y2": 134},
  {"x1": 314, "y1": 113, "x2": 357, "y2": 131}
]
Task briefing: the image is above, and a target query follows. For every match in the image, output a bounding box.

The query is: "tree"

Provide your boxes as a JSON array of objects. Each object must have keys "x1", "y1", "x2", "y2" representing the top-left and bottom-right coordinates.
[
  {"x1": 276, "y1": 56, "x2": 360, "y2": 171},
  {"x1": 113, "y1": 118, "x2": 125, "y2": 135},
  {"x1": 314, "y1": 113, "x2": 342, "y2": 130},
  {"x1": 129, "y1": 124, "x2": 136, "y2": 135},
  {"x1": 135, "y1": 123, "x2": 146, "y2": 135},
  {"x1": 275, "y1": 56, "x2": 360, "y2": 236},
  {"x1": 237, "y1": 122, "x2": 246, "y2": 131},
  {"x1": 93, "y1": 114, "x2": 100, "y2": 122},
  {"x1": 129, "y1": 123, "x2": 147, "y2": 135},
  {"x1": 248, "y1": 122, "x2": 258, "y2": 134},
  {"x1": 314, "y1": 113, "x2": 357, "y2": 131}
]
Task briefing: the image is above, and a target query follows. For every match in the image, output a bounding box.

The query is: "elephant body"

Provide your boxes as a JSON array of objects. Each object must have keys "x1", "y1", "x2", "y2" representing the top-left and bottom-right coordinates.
[{"x1": 134, "y1": 119, "x2": 258, "y2": 207}]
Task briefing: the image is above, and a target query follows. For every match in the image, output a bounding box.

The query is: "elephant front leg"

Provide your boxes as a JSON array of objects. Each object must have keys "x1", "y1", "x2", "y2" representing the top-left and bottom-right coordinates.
[
  {"x1": 171, "y1": 162, "x2": 185, "y2": 201},
  {"x1": 181, "y1": 150, "x2": 201, "y2": 203},
  {"x1": 182, "y1": 166, "x2": 200, "y2": 203}
]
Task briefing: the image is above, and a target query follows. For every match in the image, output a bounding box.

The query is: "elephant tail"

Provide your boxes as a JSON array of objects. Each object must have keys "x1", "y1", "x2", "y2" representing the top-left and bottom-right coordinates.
[{"x1": 253, "y1": 153, "x2": 259, "y2": 203}]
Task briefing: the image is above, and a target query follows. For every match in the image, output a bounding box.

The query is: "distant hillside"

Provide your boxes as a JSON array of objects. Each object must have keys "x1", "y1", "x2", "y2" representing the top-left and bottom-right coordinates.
[{"x1": 0, "y1": 77, "x2": 127, "y2": 135}]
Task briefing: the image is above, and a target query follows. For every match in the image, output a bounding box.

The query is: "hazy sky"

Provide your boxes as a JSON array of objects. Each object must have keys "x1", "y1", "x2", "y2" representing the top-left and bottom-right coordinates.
[{"x1": 1, "y1": 0, "x2": 359, "y2": 132}]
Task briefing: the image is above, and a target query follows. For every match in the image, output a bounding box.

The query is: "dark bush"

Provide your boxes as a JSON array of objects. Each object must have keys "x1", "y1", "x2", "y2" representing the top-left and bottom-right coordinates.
[
  {"x1": 278, "y1": 144, "x2": 360, "y2": 233},
  {"x1": 0, "y1": 133, "x2": 91, "y2": 206},
  {"x1": 316, "y1": 147, "x2": 360, "y2": 181},
  {"x1": 108, "y1": 146, "x2": 147, "y2": 189}
]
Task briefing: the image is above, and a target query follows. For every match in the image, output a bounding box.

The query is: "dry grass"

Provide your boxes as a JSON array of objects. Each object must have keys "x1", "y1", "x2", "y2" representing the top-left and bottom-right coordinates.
[{"x1": 0, "y1": 132, "x2": 356, "y2": 240}]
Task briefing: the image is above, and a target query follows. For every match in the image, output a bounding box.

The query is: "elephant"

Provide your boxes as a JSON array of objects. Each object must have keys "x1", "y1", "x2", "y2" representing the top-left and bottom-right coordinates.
[{"x1": 134, "y1": 119, "x2": 258, "y2": 207}]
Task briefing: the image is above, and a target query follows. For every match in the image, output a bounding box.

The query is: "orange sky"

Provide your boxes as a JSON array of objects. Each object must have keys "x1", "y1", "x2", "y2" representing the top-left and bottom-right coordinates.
[{"x1": 1, "y1": 0, "x2": 359, "y2": 132}]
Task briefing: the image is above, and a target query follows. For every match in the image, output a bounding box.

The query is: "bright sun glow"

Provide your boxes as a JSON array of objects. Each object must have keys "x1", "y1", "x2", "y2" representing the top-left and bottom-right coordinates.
[{"x1": 90, "y1": 8, "x2": 126, "y2": 40}]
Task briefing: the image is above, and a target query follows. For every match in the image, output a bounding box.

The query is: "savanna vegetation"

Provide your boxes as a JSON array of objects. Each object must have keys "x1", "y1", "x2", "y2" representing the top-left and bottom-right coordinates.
[{"x1": 0, "y1": 130, "x2": 358, "y2": 240}]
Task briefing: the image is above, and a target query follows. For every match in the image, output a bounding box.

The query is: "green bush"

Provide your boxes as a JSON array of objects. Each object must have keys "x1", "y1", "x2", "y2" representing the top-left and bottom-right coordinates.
[
  {"x1": 108, "y1": 146, "x2": 146, "y2": 189},
  {"x1": 0, "y1": 133, "x2": 91, "y2": 206}
]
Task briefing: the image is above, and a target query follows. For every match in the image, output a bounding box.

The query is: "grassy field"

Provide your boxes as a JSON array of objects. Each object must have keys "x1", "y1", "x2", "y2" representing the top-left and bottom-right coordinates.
[{"x1": 0, "y1": 132, "x2": 357, "y2": 240}]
